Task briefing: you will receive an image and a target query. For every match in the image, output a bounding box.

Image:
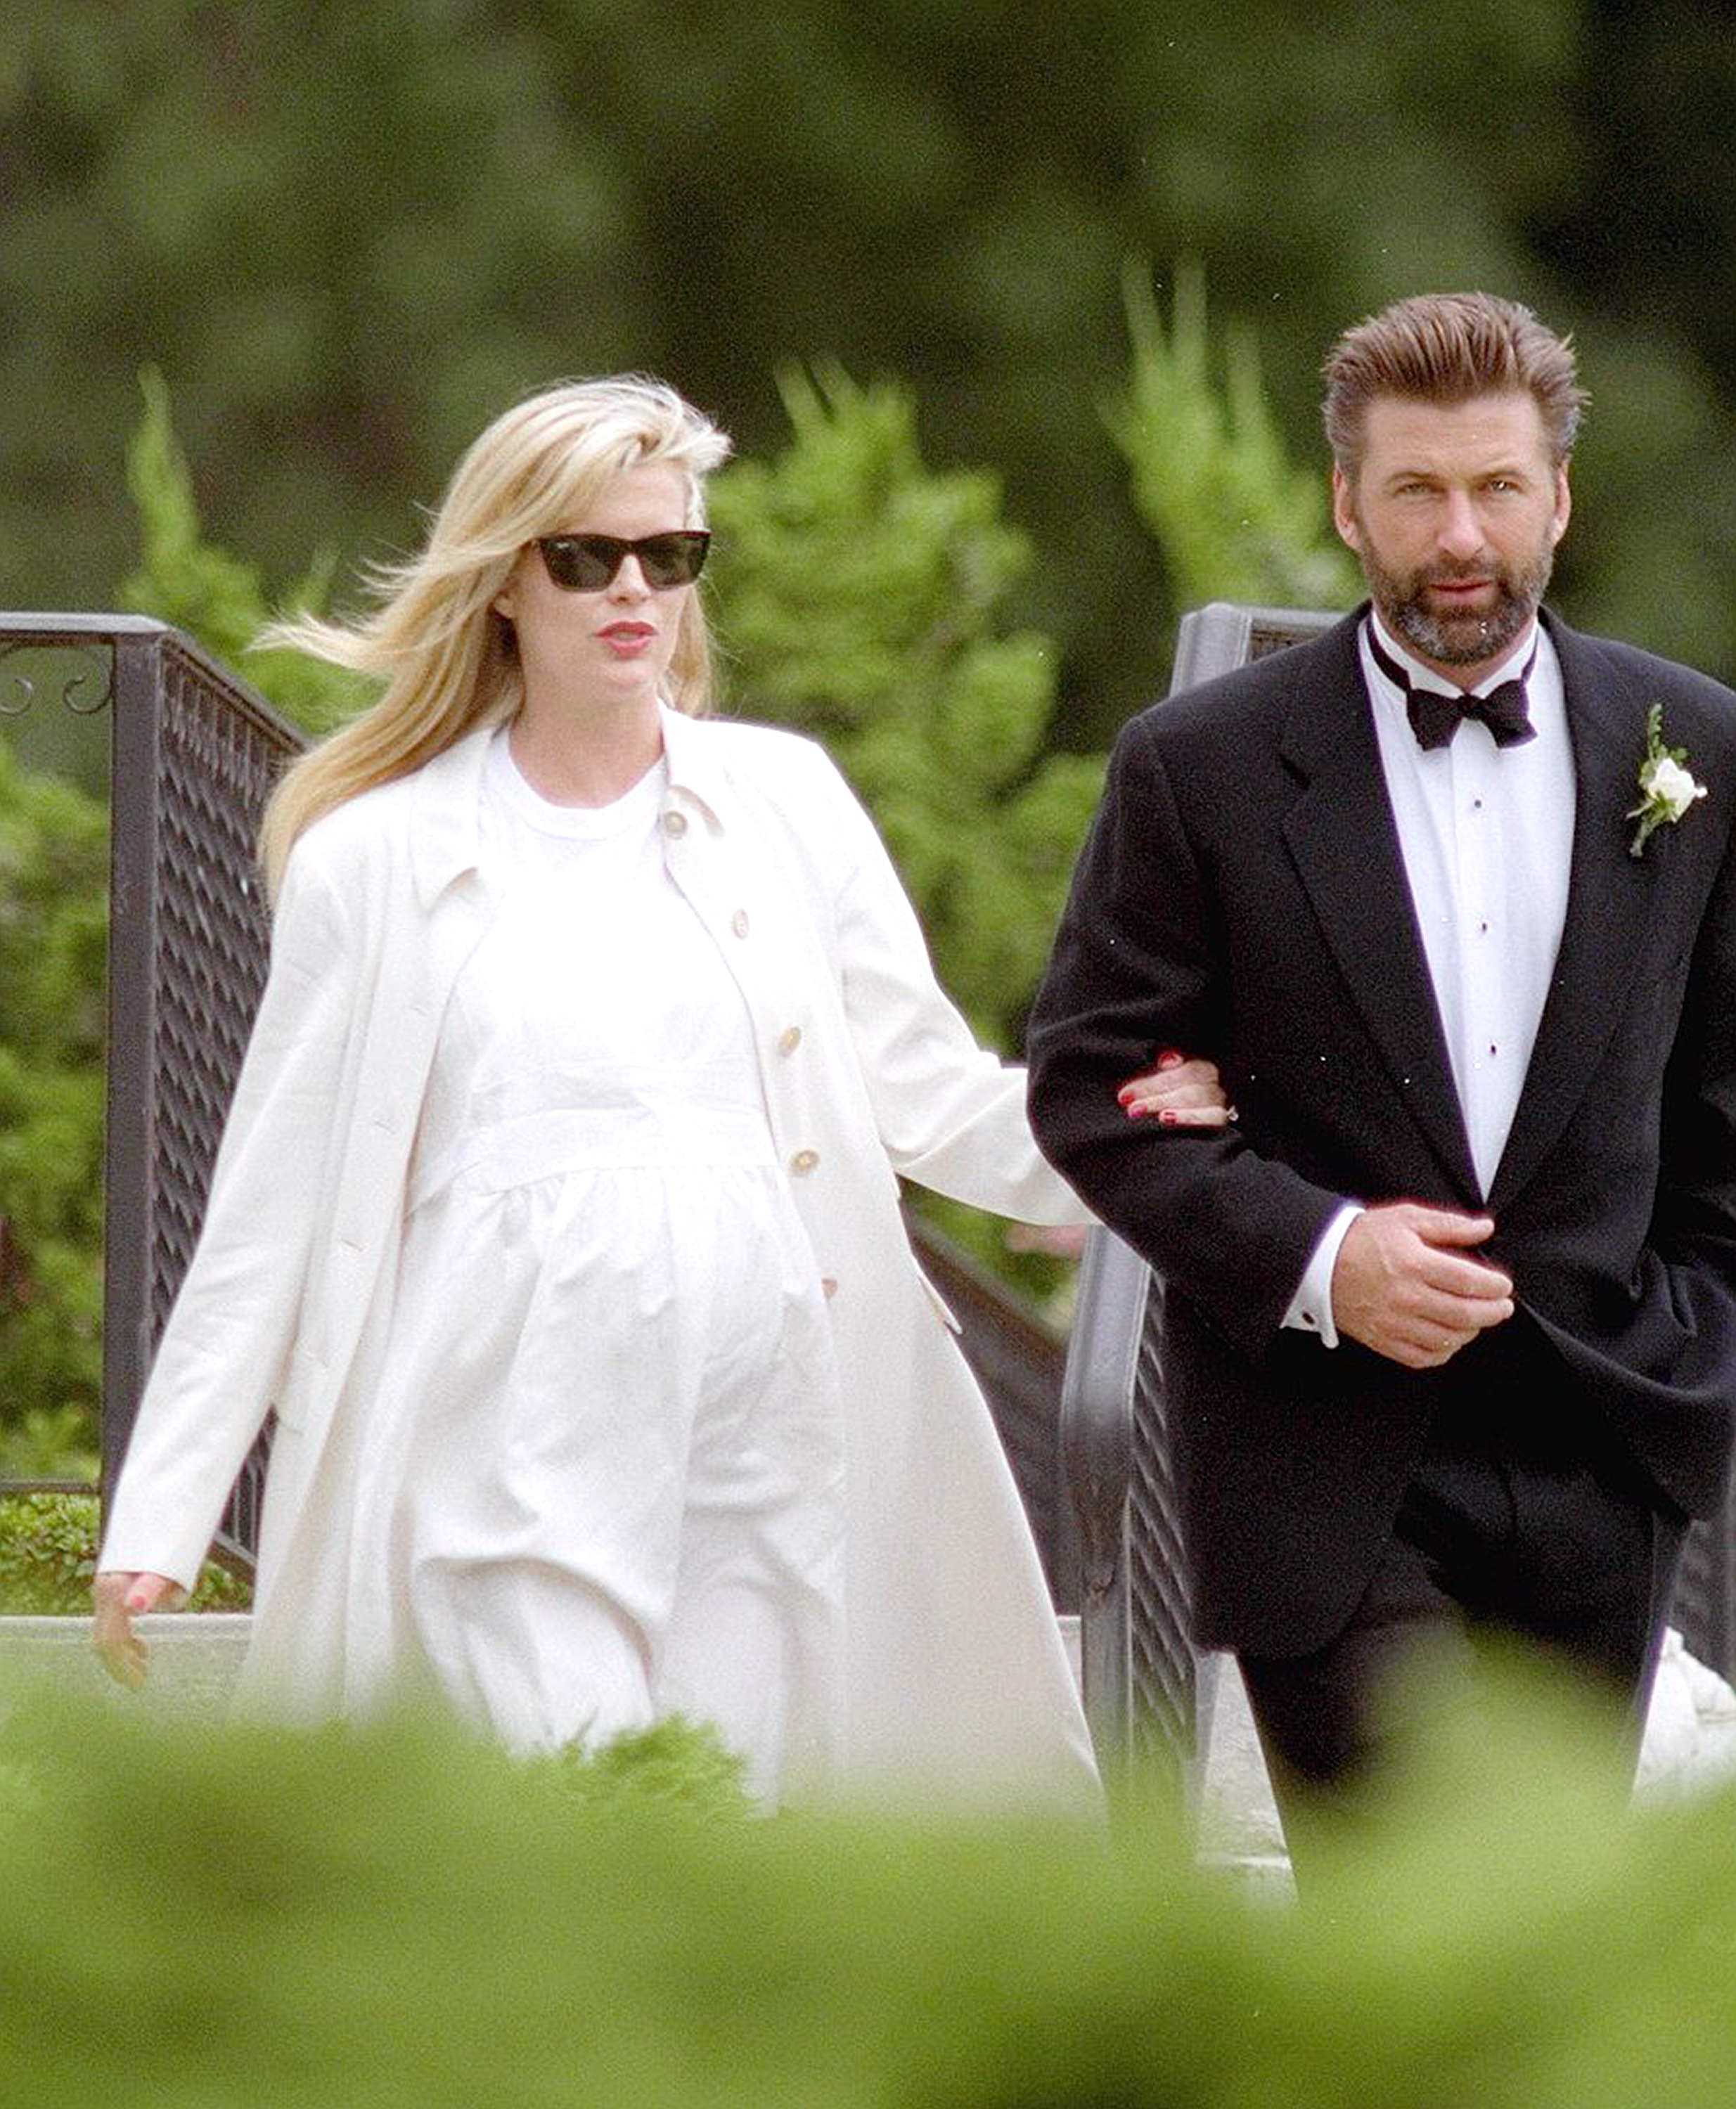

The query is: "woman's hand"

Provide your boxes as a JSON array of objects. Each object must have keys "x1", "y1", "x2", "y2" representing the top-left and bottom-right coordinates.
[
  {"x1": 1117, "y1": 1049, "x2": 1234, "y2": 1128},
  {"x1": 1005, "y1": 1051, "x2": 1232, "y2": 1259},
  {"x1": 92, "y1": 1570, "x2": 188, "y2": 1690}
]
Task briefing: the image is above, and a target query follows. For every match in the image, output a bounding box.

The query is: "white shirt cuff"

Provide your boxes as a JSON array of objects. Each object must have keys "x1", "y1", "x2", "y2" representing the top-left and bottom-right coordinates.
[{"x1": 1281, "y1": 1204, "x2": 1363, "y2": 1348}]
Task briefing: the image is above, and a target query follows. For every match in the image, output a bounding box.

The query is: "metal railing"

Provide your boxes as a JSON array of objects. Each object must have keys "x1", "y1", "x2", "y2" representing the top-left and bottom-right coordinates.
[
  {"x1": 906, "y1": 1215, "x2": 1074, "y2": 1611},
  {"x1": 1060, "y1": 599, "x2": 1736, "y2": 1792},
  {"x1": 1, "y1": 615, "x2": 302, "y2": 1562}
]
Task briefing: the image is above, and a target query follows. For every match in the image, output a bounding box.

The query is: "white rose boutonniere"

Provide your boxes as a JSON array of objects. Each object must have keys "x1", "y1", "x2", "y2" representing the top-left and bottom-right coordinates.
[{"x1": 1629, "y1": 704, "x2": 1707, "y2": 858}]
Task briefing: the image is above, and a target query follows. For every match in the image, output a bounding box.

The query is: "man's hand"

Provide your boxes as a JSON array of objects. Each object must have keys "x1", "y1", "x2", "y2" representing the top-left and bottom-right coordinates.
[
  {"x1": 1330, "y1": 1204, "x2": 1515, "y2": 1369},
  {"x1": 92, "y1": 1570, "x2": 187, "y2": 1690}
]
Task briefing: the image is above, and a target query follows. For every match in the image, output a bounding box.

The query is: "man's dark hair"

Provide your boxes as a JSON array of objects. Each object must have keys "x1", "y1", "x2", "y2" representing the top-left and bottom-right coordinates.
[{"x1": 1323, "y1": 292, "x2": 1587, "y2": 476}]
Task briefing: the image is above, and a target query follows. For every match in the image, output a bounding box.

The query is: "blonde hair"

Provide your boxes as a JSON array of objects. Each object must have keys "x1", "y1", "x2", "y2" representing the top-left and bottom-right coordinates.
[
  {"x1": 258, "y1": 375, "x2": 732, "y2": 894},
  {"x1": 1322, "y1": 292, "x2": 1586, "y2": 478}
]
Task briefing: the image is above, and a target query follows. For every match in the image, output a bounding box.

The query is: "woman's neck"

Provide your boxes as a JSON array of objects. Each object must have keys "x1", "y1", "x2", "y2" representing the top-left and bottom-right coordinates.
[{"x1": 506, "y1": 695, "x2": 664, "y2": 808}]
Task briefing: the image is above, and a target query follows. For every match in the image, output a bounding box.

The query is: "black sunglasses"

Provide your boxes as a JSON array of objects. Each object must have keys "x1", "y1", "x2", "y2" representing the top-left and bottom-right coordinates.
[{"x1": 534, "y1": 531, "x2": 710, "y2": 592}]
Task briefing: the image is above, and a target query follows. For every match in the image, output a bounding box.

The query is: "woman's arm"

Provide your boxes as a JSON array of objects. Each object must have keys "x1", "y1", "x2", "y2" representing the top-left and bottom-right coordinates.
[
  {"x1": 95, "y1": 838, "x2": 363, "y2": 1609},
  {"x1": 818, "y1": 761, "x2": 1225, "y2": 1220}
]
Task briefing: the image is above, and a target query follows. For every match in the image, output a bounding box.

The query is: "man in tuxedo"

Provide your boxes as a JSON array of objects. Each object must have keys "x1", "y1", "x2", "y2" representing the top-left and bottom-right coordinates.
[{"x1": 1027, "y1": 292, "x2": 1736, "y2": 1831}]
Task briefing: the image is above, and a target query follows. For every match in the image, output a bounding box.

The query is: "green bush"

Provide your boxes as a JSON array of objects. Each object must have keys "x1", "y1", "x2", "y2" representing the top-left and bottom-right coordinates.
[
  {"x1": 532, "y1": 1716, "x2": 751, "y2": 1824},
  {"x1": 120, "y1": 367, "x2": 373, "y2": 737},
  {"x1": 0, "y1": 1493, "x2": 250, "y2": 1615},
  {"x1": 709, "y1": 363, "x2": 1102, "y2": 1056},
  {"x1": 1106, "y1": 262, "x2": 1361, "y2": 617},
  {"x1": 0, "y1": 1663, "x2": 1732, "y2": 2105},
  {"x1": 0, "y1": 741, "x2": 107, "y2": 1463}
]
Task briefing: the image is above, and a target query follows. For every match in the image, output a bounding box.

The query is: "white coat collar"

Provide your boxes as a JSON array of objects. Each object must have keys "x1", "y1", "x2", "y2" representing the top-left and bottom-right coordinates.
[
  {"x1": 408, "y1": 721, "x2": 494, "y2": 910},
  {"x1": 658, "y1": 704, "x2": 734, "y2": 834},
  {"x1": 406, "y1": 705, "x2": 735, "y2": 910}
]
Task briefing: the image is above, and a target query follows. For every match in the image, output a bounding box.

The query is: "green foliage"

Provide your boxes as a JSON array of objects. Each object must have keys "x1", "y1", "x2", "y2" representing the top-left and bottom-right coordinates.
[
  {"x1": 1107, "y1": 262, "x2": 1361, "y2": 614},
  {"x1": 0, "y1": 1493, "x2": 249, "y2": 1613},
  {"x1": 0, "y1": 740, "x2": 105, "y2": 1455},
  {"x1": 1, "y1": 1663, "x2": 1736, "y2": 2103},
  {"x1": 14, "y1": 0, "x2": 1736, "y2": 739},
  {"x1": 711, "y1": 364, "x2": 1102, "y2": 1050},
  {"x1": 119, "y1": 368, "x2": 370, "y2": 736},
  {"x1": 0, "y1": 1405, "x2": 97, "y2": 1483},
  {"x1": 535, "y1": 1716, "x2": 752, "y2": 1824}
]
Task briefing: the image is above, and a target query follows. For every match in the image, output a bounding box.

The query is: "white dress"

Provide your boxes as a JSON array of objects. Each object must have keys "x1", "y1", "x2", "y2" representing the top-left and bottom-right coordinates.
[{"x1": 337, "y1": 733, "x2": 847, "y2": 1799}]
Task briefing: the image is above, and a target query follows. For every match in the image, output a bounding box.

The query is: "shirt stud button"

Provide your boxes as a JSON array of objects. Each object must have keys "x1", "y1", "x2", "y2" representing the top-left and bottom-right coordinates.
[
  {"x1": 662, "y1": 810, "x2": 688, "y2": 837},
  {"x1": 821, "y1": 1276, "x2": 838, "y2": 1299},
  {"x1": 731, "y1": 908, "x2": 750, "y2": 939},
  {"x1": 790, "y1": 1149, "x2": 820, "y2": 1175},
  {"x1": 778, "y1": 1025, "x2": 802, "y2": 1056}
]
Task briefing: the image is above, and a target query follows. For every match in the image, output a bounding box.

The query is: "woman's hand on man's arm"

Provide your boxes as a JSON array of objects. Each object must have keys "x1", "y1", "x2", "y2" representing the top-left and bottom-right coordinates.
[{"x1": 1117, "y1": 1050, "x2": 1234, "y2": 1128}]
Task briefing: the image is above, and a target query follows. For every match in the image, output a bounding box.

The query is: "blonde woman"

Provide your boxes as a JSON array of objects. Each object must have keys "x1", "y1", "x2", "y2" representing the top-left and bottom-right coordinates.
[{"x1": 94, "y1": 377, "x2": 1225, "y2": 1805}]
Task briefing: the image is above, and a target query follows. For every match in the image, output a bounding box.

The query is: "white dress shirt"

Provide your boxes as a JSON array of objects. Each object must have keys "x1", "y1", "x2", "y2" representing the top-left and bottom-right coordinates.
[{"x1": 1283, "y1": 609, "x2": 1576, "y2": 1343}]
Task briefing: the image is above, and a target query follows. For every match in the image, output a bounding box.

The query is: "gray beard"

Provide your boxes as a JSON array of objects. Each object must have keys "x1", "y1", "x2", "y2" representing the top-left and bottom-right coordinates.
[{"x1": 1359, "y1": 547, "x2": 1554, "y2": 669}]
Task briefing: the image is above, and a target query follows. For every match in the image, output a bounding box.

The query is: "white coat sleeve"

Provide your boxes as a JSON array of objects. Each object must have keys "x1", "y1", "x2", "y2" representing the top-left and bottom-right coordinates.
[
  {"x1": 820, "y1": 762, "x2": 1086, "y2": 1226},
  {"x1": 98, "y1": 844, "x2": 362, "y2": 1587}
]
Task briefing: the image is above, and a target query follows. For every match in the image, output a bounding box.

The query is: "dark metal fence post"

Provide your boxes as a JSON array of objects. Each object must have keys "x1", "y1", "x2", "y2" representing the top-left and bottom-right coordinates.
[{"x1": 101, "y1": 626, "x2": 167, "y2": 1513}]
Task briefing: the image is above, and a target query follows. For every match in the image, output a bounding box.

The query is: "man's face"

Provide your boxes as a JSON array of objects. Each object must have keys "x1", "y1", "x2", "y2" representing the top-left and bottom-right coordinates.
[{"x1": 1332, "y1": 390, "x2": 1571, "y2": 687}]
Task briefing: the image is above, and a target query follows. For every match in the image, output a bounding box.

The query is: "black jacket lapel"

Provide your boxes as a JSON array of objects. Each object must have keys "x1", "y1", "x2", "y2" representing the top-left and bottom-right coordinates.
[
  {"x1": 1278, "y1": 613, "x2": 1482, "y2": 1204},
  {"x1": 1486, "y1": 614, "x2": 1663, "y2": 1214}
]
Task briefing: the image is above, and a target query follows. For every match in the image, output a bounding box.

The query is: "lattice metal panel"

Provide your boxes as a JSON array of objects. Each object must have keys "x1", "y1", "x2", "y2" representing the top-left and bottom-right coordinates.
[
  {"x1": 150, "y1": 647, "x2": 282, "y2": 1330},
  {"x1": 91, "y1": 622, "x2": 304, "y2": 1565},
  {"x1": 1126, "y1": 1276, "x2": 1197, "y2": 1778},
  {"x1": 909, "y1": 1218, "x2": 1072, "y2": 1608},
  {"x1": 148, "y1": 639, "x2": 297, "y2": 1556}
]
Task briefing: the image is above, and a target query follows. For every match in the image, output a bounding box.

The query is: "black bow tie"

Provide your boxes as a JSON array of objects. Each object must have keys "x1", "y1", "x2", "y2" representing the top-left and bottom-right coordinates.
[{"x1": 1365, "y1": 624, "x2": 1538, "y2": 752}]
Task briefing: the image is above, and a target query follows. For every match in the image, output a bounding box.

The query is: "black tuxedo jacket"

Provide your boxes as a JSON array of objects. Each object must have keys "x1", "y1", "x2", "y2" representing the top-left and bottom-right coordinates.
[{"x1": 1028, "y1": 607, "x2": 1736, "y2": 1656}]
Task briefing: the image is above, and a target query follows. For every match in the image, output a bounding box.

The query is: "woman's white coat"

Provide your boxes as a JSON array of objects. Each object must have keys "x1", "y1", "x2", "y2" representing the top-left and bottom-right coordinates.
[{"x1": 101, "y1": 710, "x2": 1098, "y2": 1805}]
